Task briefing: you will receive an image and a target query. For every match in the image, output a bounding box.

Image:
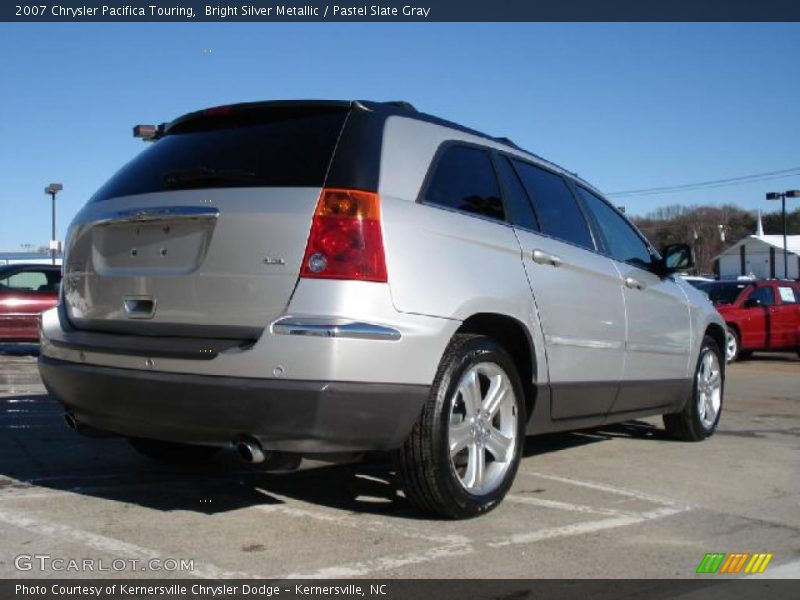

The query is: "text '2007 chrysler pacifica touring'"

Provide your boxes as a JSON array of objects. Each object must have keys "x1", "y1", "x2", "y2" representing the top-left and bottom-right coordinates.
[{"x1": 38, "y1": 100, "x2": 726, "y2": 518}]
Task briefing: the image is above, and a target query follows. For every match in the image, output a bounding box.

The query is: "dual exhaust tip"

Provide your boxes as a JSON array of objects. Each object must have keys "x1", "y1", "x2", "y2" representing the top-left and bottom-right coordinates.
[
  {"x1": 64, "y1": 412, "x2": 268, "y2": 465},
  {"x1": 235, "y1": 438, "x2": 266, "y2": 464}
]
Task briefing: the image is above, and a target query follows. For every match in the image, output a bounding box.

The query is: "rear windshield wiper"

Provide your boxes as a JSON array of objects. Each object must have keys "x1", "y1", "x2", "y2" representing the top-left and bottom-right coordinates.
[{"x1": 163, "y1": 167, "x2": 258, "y2": 188}]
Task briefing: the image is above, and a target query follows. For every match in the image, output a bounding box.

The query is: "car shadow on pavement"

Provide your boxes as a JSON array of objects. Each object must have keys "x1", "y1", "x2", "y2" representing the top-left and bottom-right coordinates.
[
  {"x1": 0, "y1": 392, "x2": 671, "y2": 520},
  {"x1": 736, "y1": 352, "x2": 800, "y2": 364},
  {"x1": 523, "y1": 419, "x2": 670, "y2": 458}
]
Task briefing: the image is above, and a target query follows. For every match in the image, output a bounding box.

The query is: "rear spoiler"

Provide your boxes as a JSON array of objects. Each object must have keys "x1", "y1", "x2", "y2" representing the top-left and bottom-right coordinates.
[{"x1": 133, "y1": 123, "x2": 165, "y2": 142}]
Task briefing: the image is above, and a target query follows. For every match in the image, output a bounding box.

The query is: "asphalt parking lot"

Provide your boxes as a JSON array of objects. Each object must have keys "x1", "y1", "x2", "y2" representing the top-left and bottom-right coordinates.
[{"x1": 0, "y1": 345, "x2": 797, "y2": 580}]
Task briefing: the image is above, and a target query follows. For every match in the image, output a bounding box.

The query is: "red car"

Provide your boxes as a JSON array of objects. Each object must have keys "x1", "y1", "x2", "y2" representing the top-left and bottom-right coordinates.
[
  {"x1": 0, "y1": 264, "x2": 62, "y2": 342},
  {"x1": 698, "y1": 280, "x2": 800, "y2": 362}
]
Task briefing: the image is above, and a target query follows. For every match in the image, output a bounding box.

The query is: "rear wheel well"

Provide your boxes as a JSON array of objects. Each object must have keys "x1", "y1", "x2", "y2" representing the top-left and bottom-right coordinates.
[
  {"x1": 706, "y1": 323, "x2": 727, "y2": 359},
  {"x1": 456, "y1": 313, "x2": 536, "y2": 421}
]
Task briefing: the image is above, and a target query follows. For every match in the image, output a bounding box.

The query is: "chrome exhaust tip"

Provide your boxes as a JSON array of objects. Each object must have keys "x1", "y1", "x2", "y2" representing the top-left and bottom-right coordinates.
[{"x1": 236, "y1": 439, "x2": 266, "y2": 464}]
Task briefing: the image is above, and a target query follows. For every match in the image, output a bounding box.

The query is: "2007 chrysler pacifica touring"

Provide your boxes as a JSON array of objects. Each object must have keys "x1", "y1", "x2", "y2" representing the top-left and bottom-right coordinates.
[{"x1": 39, "y1": 100, "x2": 726, "y2": 518}]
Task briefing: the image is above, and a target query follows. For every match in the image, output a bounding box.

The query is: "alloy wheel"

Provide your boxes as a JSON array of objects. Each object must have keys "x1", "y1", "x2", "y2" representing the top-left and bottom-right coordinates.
[
  {"x1": 697, "y1": 350, "x2": 722, "y2": 430},
  {"x1": 448, "y1": 362, "x2": 518, "y2": 495}
]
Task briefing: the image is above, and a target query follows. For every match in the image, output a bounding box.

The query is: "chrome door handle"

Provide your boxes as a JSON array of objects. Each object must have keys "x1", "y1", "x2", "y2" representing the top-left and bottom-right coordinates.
[
  {"x1": 624, "y1": 276, "x2": 646, "y2": 290},
  {"x1": 532, "y1": 249, "x2": 562, "y2": 268}
]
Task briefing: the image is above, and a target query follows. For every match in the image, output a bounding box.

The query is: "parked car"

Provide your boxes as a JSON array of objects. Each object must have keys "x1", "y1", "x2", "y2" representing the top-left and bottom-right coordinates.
[
  {"x1": 681, "y1": 275, "x2": 715, "y2": 287},
  {"x1": 38, "y1": 100, "x2": 726, "y2": 518},
  {"x1": 0, "y1": 264, "x2": 61, "y2": 342},
  {"x1": 698, "y1": 280, "x2": 800, "y2": 362}
]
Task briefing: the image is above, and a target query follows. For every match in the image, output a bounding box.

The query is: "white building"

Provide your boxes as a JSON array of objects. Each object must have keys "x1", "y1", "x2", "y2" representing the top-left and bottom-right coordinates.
[{"x1": 714, "y1": 233, "x2": 799, "y2": 280}]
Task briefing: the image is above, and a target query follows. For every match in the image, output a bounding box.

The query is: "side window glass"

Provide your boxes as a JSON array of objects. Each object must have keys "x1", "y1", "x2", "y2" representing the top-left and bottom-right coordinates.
[
  {"x1": 512, "y1": 160, "x2": 594, "y2": 249},
  {"x1": 748, "y1": 286, "x2": 776, "y2": 307},
  {"x1": 0, "y1": 270, "x2": 49, "y2": 292},
  {"x1": 777, "y1": 286, "x2": 797, "y2": 303},
  {"x1": 423, "y1": 146, "x2": 504, "y2": 221},
  {"x1": 494, "y1": 155, "x2": 538, "y2": 230},
  {"x1": 576, "y1": 187, "x2": 653, "y2": 270}
]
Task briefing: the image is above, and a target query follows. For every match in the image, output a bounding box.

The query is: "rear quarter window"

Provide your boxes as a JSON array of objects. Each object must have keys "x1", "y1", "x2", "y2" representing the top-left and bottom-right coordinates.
[{"x1": 421, "y1": 145, "x2": 505, "y2": 222}]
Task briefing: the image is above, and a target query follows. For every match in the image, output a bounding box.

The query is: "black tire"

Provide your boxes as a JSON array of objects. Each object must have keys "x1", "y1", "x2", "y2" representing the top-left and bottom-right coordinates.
[
  {"x1": 393, "y1": 334, "x2": 526, "y2": 519},
  {"x1": 128, "y1": 437, "x2": 220, "y2": 464},
  {"x1": 663, "y1": 335, "x2": 724, "y2": 441},
  {"x1": 738, "y1": 350, "x2": 753, "y2": 360},
  {"x1": 725, "y1": 326, "x2": 740, "y2": 363}
]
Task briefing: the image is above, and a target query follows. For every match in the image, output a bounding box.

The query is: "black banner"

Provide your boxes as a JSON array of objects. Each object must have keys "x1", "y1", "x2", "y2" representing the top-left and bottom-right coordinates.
[
  {"x1": 4, "y1": 0, "x2": 800, "y2": 22},
  {"x1": 4, "y1": 579, "x2": 800, "y2": 600}
]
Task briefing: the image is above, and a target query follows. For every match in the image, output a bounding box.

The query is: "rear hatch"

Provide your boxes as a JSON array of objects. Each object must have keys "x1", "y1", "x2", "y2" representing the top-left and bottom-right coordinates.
[{"x1": 63, "y1": 102, "x2": 351, "y2": 339}]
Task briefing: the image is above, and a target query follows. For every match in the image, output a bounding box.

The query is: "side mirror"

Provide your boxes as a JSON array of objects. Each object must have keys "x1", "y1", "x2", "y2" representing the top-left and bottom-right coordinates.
[{"x1": 659, "y1": 243, "x2": 695, "y2": 275}]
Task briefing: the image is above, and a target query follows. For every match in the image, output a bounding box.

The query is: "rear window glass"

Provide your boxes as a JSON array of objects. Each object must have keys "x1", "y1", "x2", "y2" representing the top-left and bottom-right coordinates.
[
  {"x1": 90, "y1": 106, "x2": 349, "y2": 203},
  {"x1": 0, "y1": 269, "x2": 60, "y2": 292}
]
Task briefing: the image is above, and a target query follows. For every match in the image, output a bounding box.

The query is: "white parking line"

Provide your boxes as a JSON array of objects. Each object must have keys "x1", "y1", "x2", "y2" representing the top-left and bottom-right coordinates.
[
  {"x1": 274, "y1": 542, "x2": 473, "y2": 579},
  {"x1": 520, "y1": 471, "x2": 686, "y2": 507},
  {"x1": 505, "y1": 494, "x2": 635, "y2": 516},
  {"x1": 253, "y1": 490, "x2": 469, "y2": 545},
  {"x1": 0, "y1": 507, "x2": 259, "y2": 579},
  {"x1": 488, "y1": 506, "x2": 687, "y2": 548}
]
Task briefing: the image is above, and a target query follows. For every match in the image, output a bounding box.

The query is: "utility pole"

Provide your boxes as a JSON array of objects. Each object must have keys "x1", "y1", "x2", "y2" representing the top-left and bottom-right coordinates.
[
  {"x1": 44, "y1": 183, "x2": 63, "y2": 265},
  {"x1": 766, "y1": 190, "x2": 799, "y2": 278}
]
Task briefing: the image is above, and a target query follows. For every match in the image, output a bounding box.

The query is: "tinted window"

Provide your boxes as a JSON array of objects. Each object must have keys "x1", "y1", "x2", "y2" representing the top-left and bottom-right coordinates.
[
  {"x1": 423, "y1": 146, "x2": 504, "y2": 221},
  {"x1": 0, "y1": 269, "x2": 60, "y2": 292},
  {"x1": 494, "y1": 155, "x2": 538, "y2": 230},
  {"x1": 512, "y1": 161, "x2": 593, "y2": 249},
  {"x1": 90, "y1": 106, "x2": 349, "y2": 202},
  {"x1": 698, "y1": 282, "x2": 750, "y2": 305},
  {"x1": 577, "y1": 187, "x2": 653, "y2": 269},
  {"x1": 748, "y1": 286, "x2": 776, "y2": 307}
]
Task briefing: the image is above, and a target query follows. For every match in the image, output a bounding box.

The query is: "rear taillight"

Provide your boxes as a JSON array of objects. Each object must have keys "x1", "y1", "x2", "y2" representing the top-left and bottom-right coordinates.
[{"x1": 300, "y1": 188, "x2": 388, "y2": 283}]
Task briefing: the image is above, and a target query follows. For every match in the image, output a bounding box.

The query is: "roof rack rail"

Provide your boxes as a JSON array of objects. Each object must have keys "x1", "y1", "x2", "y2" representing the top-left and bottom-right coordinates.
[
  {"x1": 382, "y1": 101, "x2": 417, "y2": 112},
  {"x1": 493, "y1": 136, "x2": 520, "y2": 149}
]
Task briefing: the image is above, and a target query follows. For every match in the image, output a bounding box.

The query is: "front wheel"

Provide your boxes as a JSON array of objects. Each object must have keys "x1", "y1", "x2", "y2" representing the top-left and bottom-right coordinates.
[
  {"x1": 394, "y1": 334, "x2": 526, "y2": 518},
  {"x1": 663, "y1": 334, "x2": 724, "y2": 441}
]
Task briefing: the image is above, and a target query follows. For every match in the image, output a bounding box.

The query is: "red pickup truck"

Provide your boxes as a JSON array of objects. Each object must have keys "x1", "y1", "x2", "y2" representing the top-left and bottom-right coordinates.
[
  {"x1": 698, "y1": 280, "x2": 800, "y2": 362},
  {"x1": 0, "y1": 264, "x2": 62, "y2": 343}
]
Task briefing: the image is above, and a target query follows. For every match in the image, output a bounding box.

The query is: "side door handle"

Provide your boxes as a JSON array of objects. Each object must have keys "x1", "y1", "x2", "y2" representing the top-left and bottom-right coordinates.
[
  {"x1": 624, "y1": 276, "x2": 646, "y2": 290},
  {"x1": 532, "y1": 249, "x2": 562, "y2": 268}
]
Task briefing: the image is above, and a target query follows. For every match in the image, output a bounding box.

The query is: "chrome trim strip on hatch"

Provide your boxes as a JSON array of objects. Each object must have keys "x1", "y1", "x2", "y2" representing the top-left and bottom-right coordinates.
[
  {"x1": 271, "y1": 317, "x2": 402, "y2": 341},
  {"x1": 91, "y1": 206, "x2": 220, "y2": 226}
]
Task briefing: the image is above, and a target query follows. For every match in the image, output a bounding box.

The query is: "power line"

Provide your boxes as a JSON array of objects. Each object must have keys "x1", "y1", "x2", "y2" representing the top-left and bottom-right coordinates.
[{"x1": 607, "y1": 167, "x2": 800, "y2": 198}]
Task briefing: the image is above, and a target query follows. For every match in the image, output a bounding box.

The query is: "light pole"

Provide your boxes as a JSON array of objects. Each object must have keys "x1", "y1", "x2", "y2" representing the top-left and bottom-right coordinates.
[
  {"x1": 765, "y1": 190, "x2": 799, "y2": 279},
  {"x1": 44, "y1": 183, "x2": 63, "y2": 265}
]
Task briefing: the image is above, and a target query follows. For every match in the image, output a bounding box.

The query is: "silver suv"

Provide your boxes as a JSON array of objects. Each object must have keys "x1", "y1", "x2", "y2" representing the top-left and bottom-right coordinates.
[{"x1": 39, "y1": 100, "x2": 726, "y2": 518}]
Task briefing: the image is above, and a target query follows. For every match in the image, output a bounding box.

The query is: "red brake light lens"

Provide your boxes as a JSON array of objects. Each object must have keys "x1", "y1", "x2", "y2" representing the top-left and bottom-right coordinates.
[{"x1": 300, "y1": 189, "x2": 387, "y2": 283}]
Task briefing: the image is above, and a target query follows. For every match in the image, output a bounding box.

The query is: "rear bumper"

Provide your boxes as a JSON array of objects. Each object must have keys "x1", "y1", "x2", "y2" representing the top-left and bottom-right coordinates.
[{"x1": 38, "y1": 356, "x2": 429, "y2": 453}]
